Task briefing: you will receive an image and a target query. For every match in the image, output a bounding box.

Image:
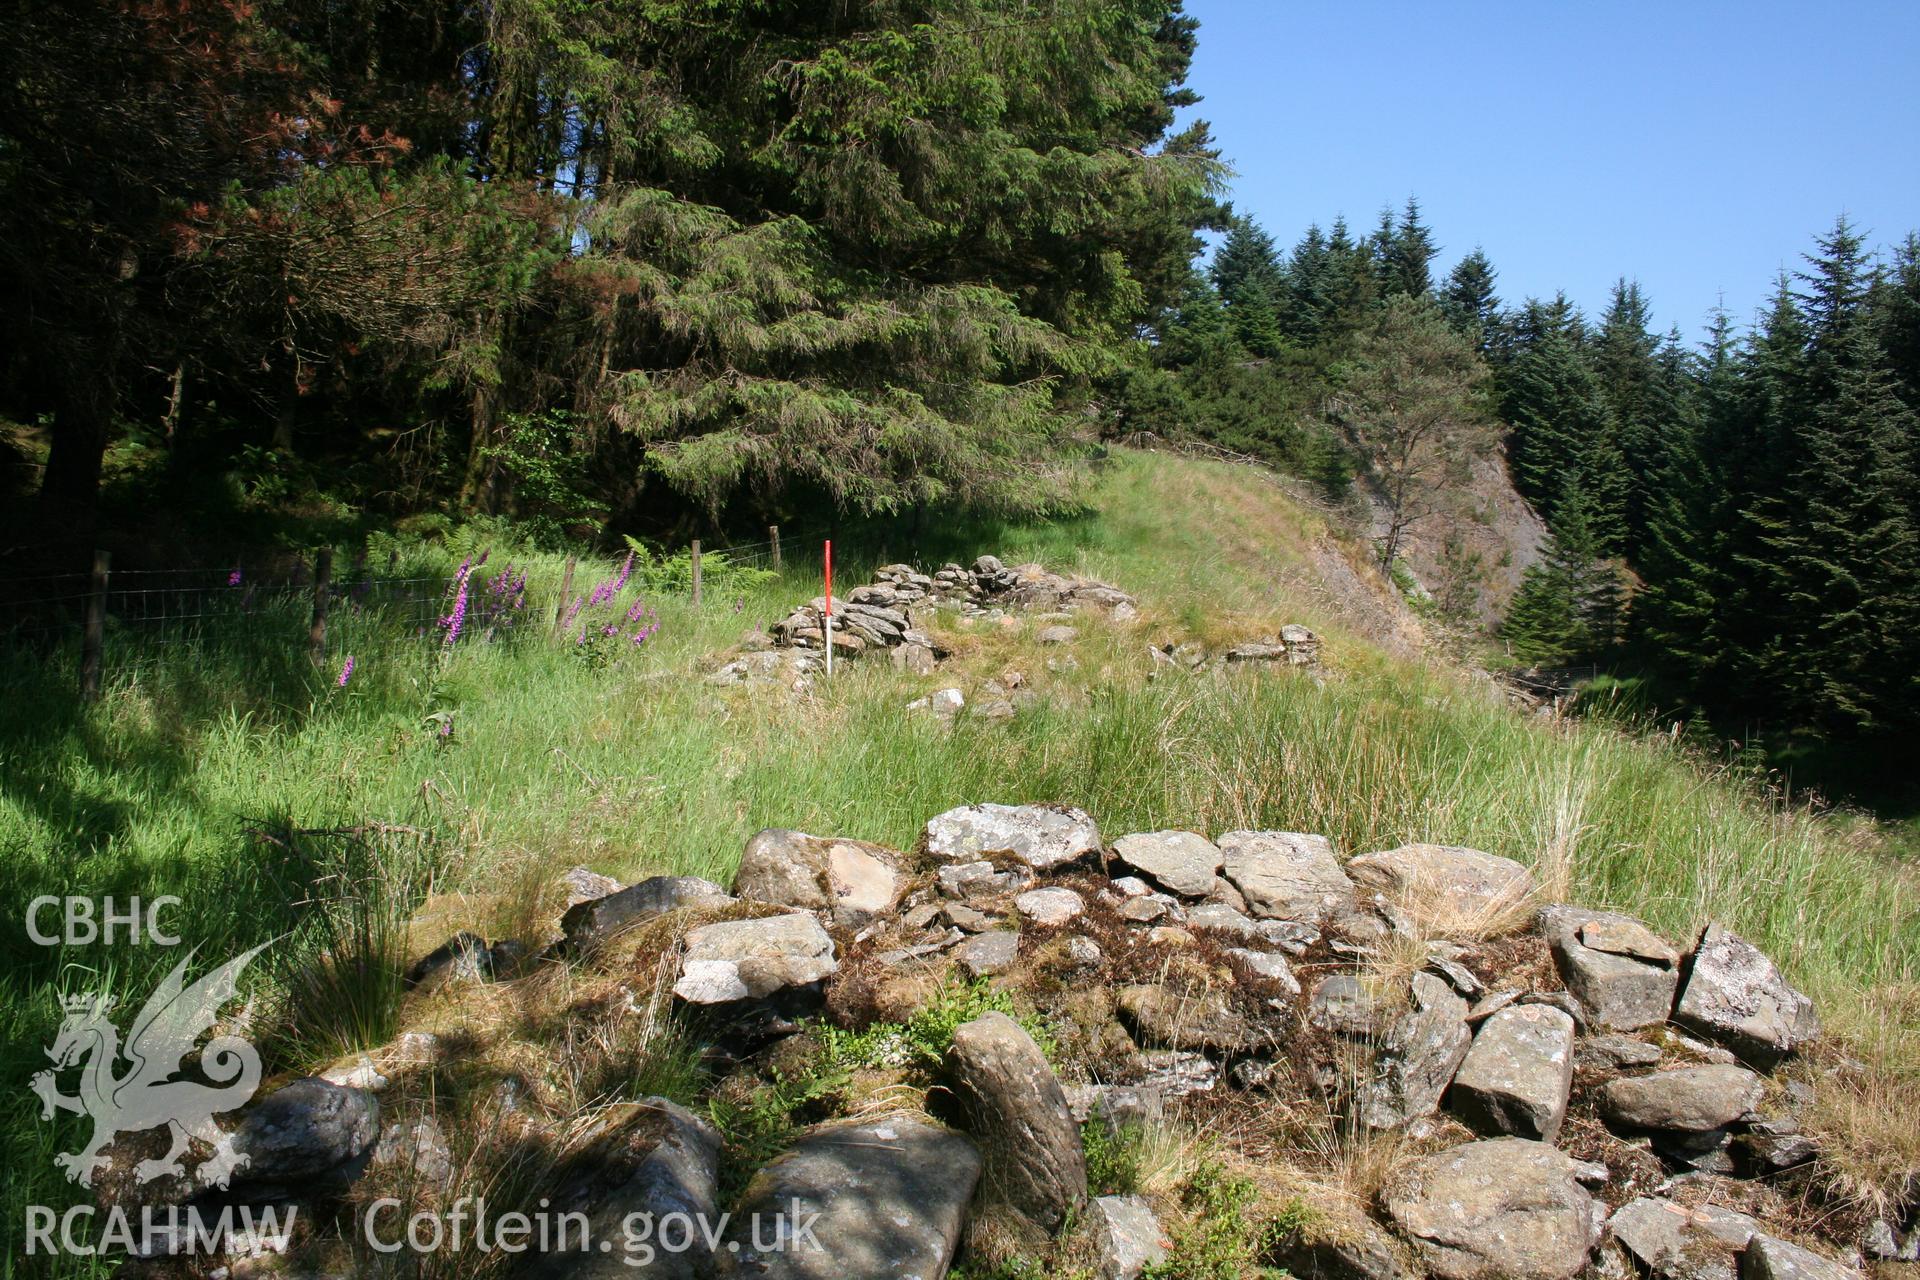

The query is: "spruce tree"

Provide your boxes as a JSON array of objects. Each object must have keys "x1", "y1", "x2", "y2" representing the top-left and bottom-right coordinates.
[
  {"x1": 1500, "y1": 326, "x2": 1608, "y2": 521},
  {"x1": 1383, "y1": 196, "x2": 1438, "y2": 298},
  {"x1": 1211, "y1": 215, "x2": 1288, "y2": 357},
  {"x1": 1740, "y1": 222, "x2": 1920, "y2": 733},
  {"x1": 1440, "y1": 249, "x2": 1501, "y2": 352},
  {"x1": 1592, "y1": 279, "x2": 1665, "y2": 553}
]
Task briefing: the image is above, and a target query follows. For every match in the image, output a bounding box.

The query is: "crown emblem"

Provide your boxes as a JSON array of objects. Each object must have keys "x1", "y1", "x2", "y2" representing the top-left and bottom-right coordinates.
[{"x1": 61, "y1": 993, "x2": 103, "y2": 1015}]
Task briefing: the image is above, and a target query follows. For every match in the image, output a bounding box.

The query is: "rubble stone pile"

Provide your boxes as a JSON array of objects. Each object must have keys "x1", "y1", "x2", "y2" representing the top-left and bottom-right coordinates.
[{"x1": 107, "y1": 801, "x2": 1901, "y2": 1280}]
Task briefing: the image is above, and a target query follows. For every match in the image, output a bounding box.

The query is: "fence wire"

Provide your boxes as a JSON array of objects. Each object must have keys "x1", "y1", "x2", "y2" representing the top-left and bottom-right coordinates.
[{"x1": 0, "y1": 525, "x2": 824, "y2": 687}]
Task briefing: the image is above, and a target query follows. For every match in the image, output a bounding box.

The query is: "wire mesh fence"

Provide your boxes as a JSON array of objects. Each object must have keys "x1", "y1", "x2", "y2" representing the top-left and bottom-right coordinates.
[{"x1": 0, "y1": 522, "x2": 831, "y2": 696}]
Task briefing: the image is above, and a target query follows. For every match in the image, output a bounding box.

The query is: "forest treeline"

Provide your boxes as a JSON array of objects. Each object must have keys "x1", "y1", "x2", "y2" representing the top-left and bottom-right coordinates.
[
  {"x1": 2, "y1": 1, "x2": 1916, "y2": 749},
  {"x1": 1128, "y1": 204, "x2": 1920, "y2": 749},
  {"x1": 0, "y1": 0, "x2": 1223, "y2": 536}
]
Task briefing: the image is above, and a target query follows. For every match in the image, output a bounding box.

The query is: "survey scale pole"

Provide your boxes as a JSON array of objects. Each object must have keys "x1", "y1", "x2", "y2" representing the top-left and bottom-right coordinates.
[{"x1": 823, "y1": 540, "x2": 834, "y2": 677}]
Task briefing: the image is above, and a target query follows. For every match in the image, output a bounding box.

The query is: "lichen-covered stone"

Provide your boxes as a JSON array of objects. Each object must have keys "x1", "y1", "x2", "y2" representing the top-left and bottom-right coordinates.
[
  {"x1": 673, "y1": 913, "x2": 836, "y2": 1004},
  {"x1": 1218, "y1": 830, "x2": 1354, "y2": 922},
  {"x1": 1673, "y1": 924, "x2": 1819, "y2": 1063},
  {"x1": 1346, "y1": 844, "x2": 1534, "y2": 928},
  {"x1": 734, "y1": 829, "x2": 904, "y2": 929},
  {"x1": 922, "y1": 803, "x2": 1102, "y2": 870},
  {"x1": 715, "y1": 1113, "x2": 979, "y2": 1279},
  {"x1": 946, "y1": 1012, "x2": 1086, "y2": 1232},
  {"x1": 1360, "y1": 972, "x2": 1471, "y2": 1129},
  {"x1": 1540, "y1": 906, "x2": 1679, "y2": 1031},
  {"x1": 1111, "y1": 830, "x2": 1223, "y2": 898},
  {"x1": 1449, "y1": 1003, "x2": 1576, "y2": 1142},
  {"x1": 1381, "y1": 1138, "x2": 1601, "y2": 1279},
  {"x1": 1597, "y1": 1065, "x2": 1765, "y2": 1133}
]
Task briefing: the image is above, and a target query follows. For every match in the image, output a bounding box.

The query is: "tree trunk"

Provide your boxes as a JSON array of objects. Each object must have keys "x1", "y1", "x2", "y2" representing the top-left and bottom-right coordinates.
[
  {"x1": 38, "y1": 374, "x2": 114, "y2": 541},
  {"x1": 459, "y1": 375, "x2": 501, "y2": 513}
]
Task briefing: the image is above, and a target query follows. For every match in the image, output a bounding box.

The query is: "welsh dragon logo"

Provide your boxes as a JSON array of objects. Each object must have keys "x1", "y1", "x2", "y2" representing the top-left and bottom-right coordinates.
[{"x1": 32, "y1": 943, "x2": 270, "y2": 1188}]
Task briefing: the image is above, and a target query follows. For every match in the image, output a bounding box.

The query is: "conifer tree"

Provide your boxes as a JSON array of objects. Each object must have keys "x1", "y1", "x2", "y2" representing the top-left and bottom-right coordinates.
[
  {"x1": 1592, "y1": 279, "x2": 1666, "y2": 552},
  {"x1": 1500, "y1": 326, "x2": 1608, "y2": 521},
  {"x1": 1211, "y1": 215, "x2": 1287, "y2": 357},
  {"x1": 1382, "y1": 196, "x2": 1438, "y2": 298},
  {"x1": 1440, "y1": 249, "x2": 1501, "y2": 352}
]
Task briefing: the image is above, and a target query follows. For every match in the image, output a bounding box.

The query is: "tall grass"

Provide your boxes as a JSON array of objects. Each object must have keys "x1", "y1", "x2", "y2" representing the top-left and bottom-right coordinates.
[{"x1": 1, "y1": 449, "x2": 1914, "y2": 1276}]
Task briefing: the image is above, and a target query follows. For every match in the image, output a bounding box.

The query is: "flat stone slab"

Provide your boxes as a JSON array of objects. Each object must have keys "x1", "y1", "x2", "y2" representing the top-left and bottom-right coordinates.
[
  {"x1": 1579, "y1": 916, "x2": 1679, "y2": 965},
  {"x1": 1226, "y1": 949, "x2": 1301, "y2": 996},
  {"x1": 1541, "y1": 906, "x2": 1679, "y2": 1031},
  {"x1": 1450, "y1": 1003, "x2": 1576, "y2": 1143},
  {"x1": 1347, "y1": 844, "x2": 1533, "y2": 929},
  {"x1": 563, "y1": 875, "x2": 734, "y2": 946},
  {"x1": 1608, "y1": 1197, "x2": 1758, "y2": 1280},
  {"x1": 1092, "y1": 1195, "x2": 1170, "y2": 1280},
  {"x1": 734, "y1": 829, "x2": 904, "y2": 929},
  {"x1": 955, "y1": 930, "x2": 1020, "y2": 980},
  {"x1": 715, "y1": 1113, "x2": 979, "y2": 1278},
  {"x1": 1218, "y1": 830, "x2": 1354, "y2": 922},
  {"x1": 1381, "y1": 1138, "x2": 1602, "y2": 1279},
  {"x1": 1111, "y1": 830, "x2": 1223, "y2": 898},
  {"x1": 922, "y1": 803, "x2": 1102, "y2": 870},
  {"x1": 1673, "y1": 923, "x2": 1819, "y2": 1063},
  {"x1": 1746, "y1": 1234, "x2": 1866, "y2": 1280},
  {"x1": 1598, "y1": 1065, "x2": 1764, "y2": 1133},
  {"x1": 674, "y1": 913, "x2": 836, "y2": 1004},
  {"x1": 1116, "y1": 985, "x2": 1257, "y2": 1053}
]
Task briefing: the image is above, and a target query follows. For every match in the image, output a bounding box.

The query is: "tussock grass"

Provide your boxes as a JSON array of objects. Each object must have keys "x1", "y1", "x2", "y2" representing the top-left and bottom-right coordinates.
[{"x1": 2, "y1": 449, "x2": 1916, "y2": 1276}]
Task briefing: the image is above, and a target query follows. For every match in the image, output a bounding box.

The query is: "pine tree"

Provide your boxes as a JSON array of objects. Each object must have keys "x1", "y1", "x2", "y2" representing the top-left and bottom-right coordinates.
[
  {"x1": 1211, "y1": 215, "x2": 1287, "y2": 357},
  {"x1": 1592, "y1": 279, "x2": 1665, "y2": 553},
  {"x1": 1158, "y1": 268, "x2": 1236, "y2": 366},
  {"x1": 1877, "y1": 233, "x2": 1920, "y2": 409},
  {"x1": 1634, "y1": 311, "x2": 1730, "y2": 687},
  {"x1": 1500, "y1": 326, "x2": 1608, "y2": 521},
  {"x1": 1320, "y1": 216, "x2": 1379, "y2": 346},
  {"x1": 1382, "y1": 196, "x2": 1438, "y2": 298},
  {"x1": 1279, "y1": 223, "x2": 1332, "y2": 347},
  {"x1": 1502, "y1": 480, "x2": 1627, "y2": 663},
  {"x1": 1211, "y1": 215, "x2": 1285, "y2": 307},
  {"x1": 1740, "y1": 222, "x2": 1920, "y2": 733},
  {"x1": 1439, "y1": 249, "x2": 1500, "y2": 352},
  {"x1": 1503, "y1": 560, "x2": 1583, "y2": 664}
]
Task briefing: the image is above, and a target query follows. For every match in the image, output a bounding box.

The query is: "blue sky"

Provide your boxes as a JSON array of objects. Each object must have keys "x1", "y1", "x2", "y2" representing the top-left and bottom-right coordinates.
[{"x1": 1182, "y1": 0, "x2": 1920, "y2": 342}]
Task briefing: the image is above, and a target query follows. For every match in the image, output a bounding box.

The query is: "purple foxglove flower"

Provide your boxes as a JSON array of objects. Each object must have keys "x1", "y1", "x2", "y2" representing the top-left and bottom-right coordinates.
[
  {"x1": 227, "y1": 569, "x2": 243, "y2": 587},
  {"x1": 336, "y1": 656, "x2": 355, "y2": 688},
  {"x1": 441, "y1": 578, "x2": 469, "y2": 645}
]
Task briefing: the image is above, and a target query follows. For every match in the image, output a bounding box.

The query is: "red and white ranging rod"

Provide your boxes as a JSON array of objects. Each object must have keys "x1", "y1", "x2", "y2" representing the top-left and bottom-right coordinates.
[{"x1": 823, "y1": 539, "x2": 834, "y2": 677}]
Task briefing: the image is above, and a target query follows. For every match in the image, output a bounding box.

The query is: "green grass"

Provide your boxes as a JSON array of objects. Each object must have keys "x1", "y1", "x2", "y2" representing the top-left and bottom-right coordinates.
[{"x1": 3, "y1": 448, "x2": 1916, "y2": 1274}]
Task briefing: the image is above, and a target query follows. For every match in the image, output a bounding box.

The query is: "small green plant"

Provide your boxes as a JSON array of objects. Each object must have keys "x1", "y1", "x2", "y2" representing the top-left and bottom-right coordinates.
[
  {"x1": 619, "y1": 537, "x2": 778, "y2": 595},
  {"x1": 706, "y1": 1057, "x2": 851, "y2": 1207},
  {"x1": 820, "y1": 978, "x2": 1052, "y2": 1071},
  {"x1": 1082, "y1": 1120, "x2": 1146, "y2": 1197},
  {"x1": 1144, "y1": 1160, "x2": 1289, "y2": 1280}
]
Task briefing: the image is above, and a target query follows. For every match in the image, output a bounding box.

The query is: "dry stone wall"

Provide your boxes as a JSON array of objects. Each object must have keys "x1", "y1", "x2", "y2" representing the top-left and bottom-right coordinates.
[{"x1": 107, "y1": 801, "x2": 1894, "y2": 1280}]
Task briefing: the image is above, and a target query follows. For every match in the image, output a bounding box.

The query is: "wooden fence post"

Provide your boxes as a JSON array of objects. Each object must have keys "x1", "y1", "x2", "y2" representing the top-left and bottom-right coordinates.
[
  {"x1": 80, "y1": 549, "x2": 110, "y2": 702},
  {"x1": 769, "y1": 524, "x2": 781, "y2": 570},
  {"x1": 690, "y1": 540, "x2": 703, "y2": 607},
  {"x1": 553, "y1": 556, "x2": 577, "y2": 633},
  {"x1": 308, "y1": 547, "x2": 333, "y2": 665}
]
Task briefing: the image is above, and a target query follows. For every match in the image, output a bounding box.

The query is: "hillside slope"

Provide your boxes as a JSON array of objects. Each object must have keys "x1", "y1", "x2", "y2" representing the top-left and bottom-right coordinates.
[{"x1": 3, "y1": 448, "x2": 1915, "y2": 1275}]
